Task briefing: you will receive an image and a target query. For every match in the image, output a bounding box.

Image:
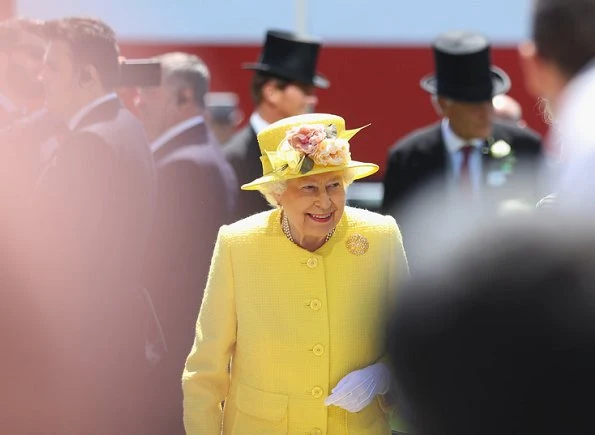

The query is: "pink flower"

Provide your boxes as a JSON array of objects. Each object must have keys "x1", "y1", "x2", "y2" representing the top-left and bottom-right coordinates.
[{"x1": 286, "y1": 124, "x2": 326, "y2": 155}]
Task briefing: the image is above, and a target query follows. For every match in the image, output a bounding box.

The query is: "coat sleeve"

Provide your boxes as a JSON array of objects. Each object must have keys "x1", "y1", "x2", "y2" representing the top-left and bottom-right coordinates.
[
  {"x1": 381, "y1": 214, "x2": 409, "y2": 315},
  {"x1": 182, "y1": 225, "x2": 237, "y2": 434},
  {"x1": 376, "y1": 216, "x2": 408, "y2": 373},
  {"x1": 377, "y1": 215, "x2": 410, "y2": 433}
]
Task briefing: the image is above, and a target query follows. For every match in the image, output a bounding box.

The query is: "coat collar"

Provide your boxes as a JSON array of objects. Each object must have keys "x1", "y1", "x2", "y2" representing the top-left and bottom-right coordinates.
[
  {"x1": 68, "y1": 92, "x2": 119, "y2": 131},
  {"x1": 152, "y1": 118, "x2": 210, "y2": 161},
  {"x1": 150, "y1": 116, "x2": 206, "y2": 154}
]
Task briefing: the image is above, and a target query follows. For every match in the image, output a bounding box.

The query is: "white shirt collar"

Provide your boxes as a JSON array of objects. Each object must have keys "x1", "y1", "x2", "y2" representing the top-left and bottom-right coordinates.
[
  {"x1": 441, "y1": 118, "x2": 484, "y2": 153},
  {"x1": 0, "y1": 93, "x2": 17, "y2": 113},
  {"x1": 150, "y1": 115, "x2": 205, "y2": 153},
  {"x1": 249, "y1": 112, "x2": 270, "y2": 135},
  {"x1": 68, "y1": 92, "x2": 119, "y2": 131}
]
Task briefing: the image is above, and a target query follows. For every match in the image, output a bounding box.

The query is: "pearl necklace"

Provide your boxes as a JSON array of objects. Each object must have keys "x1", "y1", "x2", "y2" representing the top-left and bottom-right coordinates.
[{"x1": 281, "y1": 213, "x2": 335, "y2": 245}]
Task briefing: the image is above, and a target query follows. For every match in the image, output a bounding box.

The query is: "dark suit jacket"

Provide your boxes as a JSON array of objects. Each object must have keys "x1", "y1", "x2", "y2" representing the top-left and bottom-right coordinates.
[
  {"x1": 143, "y1": 120, "x2": 238, "y2": 435},
  {"x1": 223, "y1": 124, "x2": 271, "y2": 220},
  {"x1": 381, "y1": 121, "x2": 544, "y2": 273},
  {"x1": 31, "y1": 96, "x2": 157, "y2": 434},
  {"x1": 382, "y1": 121, "x2": 545, "y2": 215}
]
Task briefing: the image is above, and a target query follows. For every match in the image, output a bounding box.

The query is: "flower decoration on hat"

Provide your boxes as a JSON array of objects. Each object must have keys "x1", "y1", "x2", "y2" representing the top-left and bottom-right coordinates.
[
  {"x1": 266, "y1": 123, "x2": 367, "y2": 176},
  {"x1": 240, "y1": 113, "x2": 379, "y2": 191}
]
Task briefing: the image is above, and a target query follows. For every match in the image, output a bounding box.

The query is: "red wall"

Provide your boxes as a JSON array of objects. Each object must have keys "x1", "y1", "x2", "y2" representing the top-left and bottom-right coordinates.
[{"x1": 121, "y1": 43, "x2": 547, "y2": 180}]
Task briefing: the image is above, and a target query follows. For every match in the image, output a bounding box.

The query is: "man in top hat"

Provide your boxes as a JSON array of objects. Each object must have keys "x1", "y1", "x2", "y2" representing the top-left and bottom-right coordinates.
[
  {"x1": 381, "y1": 31, "x2": 545, "y2": 272},
  {"x1": 223, "y1": 29, "x2": 329, "y2": 220},
  {"x1": 382, "y1": 31, "x2": 544, "y2": 218}
]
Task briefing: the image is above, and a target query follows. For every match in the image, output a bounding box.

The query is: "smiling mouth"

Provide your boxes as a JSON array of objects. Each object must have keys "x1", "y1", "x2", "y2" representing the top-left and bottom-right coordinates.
[{"x1": 307, "y1": 212, "x2": 333, "y2": 223}]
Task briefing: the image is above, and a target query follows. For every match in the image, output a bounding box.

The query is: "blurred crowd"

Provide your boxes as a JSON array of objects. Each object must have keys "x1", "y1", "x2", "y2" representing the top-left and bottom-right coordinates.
[{"x1": 3, "y1": 0, "x2": 595, "y2": 433}]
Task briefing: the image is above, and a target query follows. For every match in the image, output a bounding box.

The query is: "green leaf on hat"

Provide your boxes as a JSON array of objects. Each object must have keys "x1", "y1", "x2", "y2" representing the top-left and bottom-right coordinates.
[
  {"x1": 300, "y1": 155, "x2": 315, "y2": 174},
  {"x1": 325, "y1": 124, "x2": 338, "y2": 138}
]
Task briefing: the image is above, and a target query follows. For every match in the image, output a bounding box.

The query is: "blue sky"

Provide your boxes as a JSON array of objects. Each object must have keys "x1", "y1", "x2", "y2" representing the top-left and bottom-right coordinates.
[{"x1": 18, "y1": 0, "x2": 532, "y2": 44}]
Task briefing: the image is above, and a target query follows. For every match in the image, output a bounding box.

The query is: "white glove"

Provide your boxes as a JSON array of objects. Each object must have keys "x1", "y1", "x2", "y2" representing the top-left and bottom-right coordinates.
[{"x1": 324, "y1": 362, "x2": 391, "y2": 413}]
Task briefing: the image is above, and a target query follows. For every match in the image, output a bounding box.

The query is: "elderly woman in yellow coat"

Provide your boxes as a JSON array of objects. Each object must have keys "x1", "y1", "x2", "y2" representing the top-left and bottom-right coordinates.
[{"x1": 183, "y1": 113, "x2": 408, "y2": 434}]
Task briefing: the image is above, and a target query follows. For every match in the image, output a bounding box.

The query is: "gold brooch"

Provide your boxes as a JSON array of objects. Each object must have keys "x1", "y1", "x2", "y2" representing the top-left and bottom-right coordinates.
[{"x1": 346, "y1": 234, "x2": 369, "y2": 255}]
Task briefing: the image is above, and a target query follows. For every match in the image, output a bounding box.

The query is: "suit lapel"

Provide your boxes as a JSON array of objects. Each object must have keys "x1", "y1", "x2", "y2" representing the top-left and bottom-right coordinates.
[
  {"x1": 72, "y1": 98, "x2": 121, "y2": 133},
  {"x1": 424, "y1": 123, "x2": 449, "y2": 180},
  {"x1": 248, "y1": 126, "x2": 261, "y2": 159},
  {"x1": 245, "y1": 125, "x2": 263, "y2": 179},
  {"x1": 153, "y1": 122, "x2": 210, "y2": 162},
  {"x1": 36, "y1": 100, "x2": 119, "y2": 188}
]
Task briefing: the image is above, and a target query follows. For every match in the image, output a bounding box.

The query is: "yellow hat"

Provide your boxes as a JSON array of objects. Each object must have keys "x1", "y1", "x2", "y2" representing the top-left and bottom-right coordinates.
[{"x1": 241, "y1": 113, "x2": 379, "y2": 190}]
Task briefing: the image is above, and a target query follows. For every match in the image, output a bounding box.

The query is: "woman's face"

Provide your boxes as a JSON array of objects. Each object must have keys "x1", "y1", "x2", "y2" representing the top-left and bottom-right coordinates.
[{"x1": 277, "y1": 171, "x2": 346, "y2": 241}]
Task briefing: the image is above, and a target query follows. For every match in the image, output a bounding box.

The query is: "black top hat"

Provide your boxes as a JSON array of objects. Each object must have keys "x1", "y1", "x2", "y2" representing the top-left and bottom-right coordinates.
[
  {"x1": 243, "y1": 30, "x2": 330, "y2": 89},
  {"x1": 420, "y1": 31, "x2": 510, "y2": 102}
]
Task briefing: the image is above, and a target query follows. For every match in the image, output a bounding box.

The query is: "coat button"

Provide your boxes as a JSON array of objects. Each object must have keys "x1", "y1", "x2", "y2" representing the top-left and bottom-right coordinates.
[
  {"x1": 306, "y1": 257, "x2": 318, "y2": 268},
  {"x1": 312, "y1": 344, "x2": 324, "y2": 356},
  {"x1": 311, "y1": 429, "x2": 322, "y2": 435},
  {"x1": 310, "y1": 299, "x2": 322, "y2": 311},
  {"x1": 311, "y1": 386, "x2": 323, "y2": 398}
]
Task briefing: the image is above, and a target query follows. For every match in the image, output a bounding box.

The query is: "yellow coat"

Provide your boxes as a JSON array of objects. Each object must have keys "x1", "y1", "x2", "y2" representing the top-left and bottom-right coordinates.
[{"x1": 183, "y1": 207, "x2": 407, "y2": 435}]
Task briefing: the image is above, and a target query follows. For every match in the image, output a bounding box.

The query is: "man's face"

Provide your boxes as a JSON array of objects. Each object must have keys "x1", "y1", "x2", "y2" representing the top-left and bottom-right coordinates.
[
  {"x1": 40, "y1": 40, "x2": 78, "y2": 119},
  {"x1": 134, "y1": 84, "x2": 179, "y2": 142},
  {"x1": 272, "y1": 82, "x2": 318, "y2": 118},
  {"x1": 3, "y1": 29, "x2": 46, "y2": 100},
  {"x1": 439, "y1": 97, "x2": 494, "y2": 139}
]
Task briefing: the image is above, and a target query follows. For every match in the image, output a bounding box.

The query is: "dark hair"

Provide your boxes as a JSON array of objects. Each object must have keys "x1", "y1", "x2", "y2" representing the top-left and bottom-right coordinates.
[
  {"x1": 44, "y1": 17, "x2": 120, "y2": 90},
  {"x1": 533, "y1": 0, "x2": 595, "y2": 77},
  {"x1": 0, "y1": 17, "x2": 45, "y2": 52},
  {"x1": 249, "y1": 71, "x2": 290, "y2": 105},
  {"x1": 387, "y1": 215, "x2": 595, "y2": 435}
]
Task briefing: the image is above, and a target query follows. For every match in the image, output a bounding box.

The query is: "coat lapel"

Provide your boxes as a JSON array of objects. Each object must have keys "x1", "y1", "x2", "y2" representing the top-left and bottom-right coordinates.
[
  {"x1": 426, "y1": 123, "x2": 449, "y2": 182},
  {"x1": 36, "y1": 99, "x2": 121, "y2": 189},
  {"x1": 153, "y1": 122, "x2": 210, "y2": 162},
  {"x1": 72, "y1": 98, "x2": 121, "y2": 133}
]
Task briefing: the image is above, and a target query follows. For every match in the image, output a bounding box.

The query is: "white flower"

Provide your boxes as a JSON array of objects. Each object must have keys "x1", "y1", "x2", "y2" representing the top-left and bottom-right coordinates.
[{"x1": 490, "y1": 140, "x2": 512, "y2": 159}]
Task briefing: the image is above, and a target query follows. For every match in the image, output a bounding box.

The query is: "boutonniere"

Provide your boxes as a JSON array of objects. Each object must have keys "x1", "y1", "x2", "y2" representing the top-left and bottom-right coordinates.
[{"x1": 487, "y1": 137, "x2": 516, "y2": 174}]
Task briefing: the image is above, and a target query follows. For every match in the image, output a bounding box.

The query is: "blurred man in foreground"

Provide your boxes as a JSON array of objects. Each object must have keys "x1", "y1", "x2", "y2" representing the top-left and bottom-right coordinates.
[{"x1": 387, "y1": 214, "x2": 595, "y2": 435}]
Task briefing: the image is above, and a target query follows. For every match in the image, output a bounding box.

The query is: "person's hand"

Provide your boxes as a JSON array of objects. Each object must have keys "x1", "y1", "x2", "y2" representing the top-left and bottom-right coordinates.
[{"x1": 324, "y1": 362, "x2": 391, "y2": 413}]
